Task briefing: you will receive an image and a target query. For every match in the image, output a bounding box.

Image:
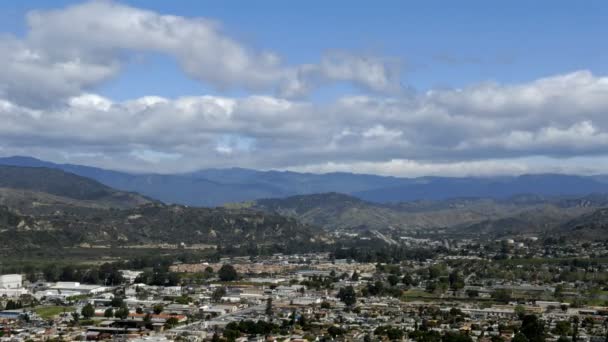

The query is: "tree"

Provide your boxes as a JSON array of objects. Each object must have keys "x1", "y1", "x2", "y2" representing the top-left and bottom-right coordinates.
[
  {"x1": 387, "y1": 274, "x2": 400, "y2": 286},
  {"x1": 403, "y1": 273, "x2": 416, "y2": 287},
  {"x1": 43, "y1": 264, "x2": 60, "y2": 282},
  {"x1": 104, "y1": 308, "x2": 114, "y2": 318},
  {"x1": 443, "y1": 332, "x2": 472, "y2": 342},
  {"x1": 492, "y1": 289, "x2": 512, "y2": 304},
  {"x1": 337, "y1": 286, "x2": 357, "y2": 306},
  {"x1": 265, "y1": 297, "x2": 273, "y2": 316},
  {"x1": 466, "y1": 289, "x2": 479, "y2": 298},
  {"x1": 165, "y1": 317, "x2": 179, "y2": 328},
  {"x1": 71, "y1": 312, "x2": 80, "y2": 323},
  {"x1": 212, "y1": 287, "x2": 226, "y2": 302},
  {"x1": 515, "y1": 305, "x2": 526, "y2": 319},
  {"x1": 553, "y1": 321, "x2": 571, "y2": 337},
  {"x1": 218, "y1": 264, "x2": 238, "y2": 282},
  {"x1": 136, "y1": 307, "x2": 144, "y2": 314},
  {"x1": 376, "y1": 326, "x2": 405, "y2": 340},
  {"x1": 110, "y1": 296, "x2": 124, "y2": 308},
  {"x1": 520, "y1": 315, "x2": 545, "y2": 342},
  {"x1": 571, "y1": 316, "x2": 579, "y2": 342},
  {"x1": 114, "y1": 305, "x2": 130, "y2": 320},
  {"x1": 153, "y1": 304, "x2": 164, "y2": 315},
  {"x1": 328, "y1": 326, "x2": 345, "y2": 338},
  {"x1": 351, "y1": 271, "x2": 359, "y2": 281},
  {"x1": 448, "y1": 272, "x2": 465, "y2": 292},
  {"x1": 81, "y1": 303, "x2": 95, "y2": 319},
  {"x1": 513, "y1": 333, "x2": 529, "y2": 342}
]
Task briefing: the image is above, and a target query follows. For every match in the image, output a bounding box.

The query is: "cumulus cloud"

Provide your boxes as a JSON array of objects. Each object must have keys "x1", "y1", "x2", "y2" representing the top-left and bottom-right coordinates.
[
  {"x1": 0, "y1": 0, "x2": 401, "y2": 107},
  {"x1": 281, "y1": 52, "x2": 401, "y2": 97},
  {"x1": 1, "y1": 2, "x2": 608, "y2": 176},
  {"x1": 1, "y1": 70, "x2": 608, "y2": 175}
]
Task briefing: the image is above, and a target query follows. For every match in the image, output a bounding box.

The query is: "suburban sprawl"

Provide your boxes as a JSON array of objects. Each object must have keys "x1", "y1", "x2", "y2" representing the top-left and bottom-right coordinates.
[{"x1": 3, "y1": 237, "x2": 608, "y2": 342}]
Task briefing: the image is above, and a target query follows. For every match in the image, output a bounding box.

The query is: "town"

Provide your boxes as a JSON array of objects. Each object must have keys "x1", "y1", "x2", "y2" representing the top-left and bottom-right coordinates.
[{"x1": 2, "y1": 238, "x2": 608, "y2": 341}]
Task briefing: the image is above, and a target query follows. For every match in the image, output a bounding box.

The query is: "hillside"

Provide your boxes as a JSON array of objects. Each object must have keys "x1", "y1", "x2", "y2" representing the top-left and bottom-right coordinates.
[
  {"x1": 0, "y1": 165, "x2": 152, "y2": 209},
  {"x1": 0, "y1": 165, "x2": 330, "y2": 256},
  {"x1": 556, "y1": 208, "x2": 608, "y2": 240},
  {"x1": 248, "y1": 193, "x2": 522, "y2": 233},
  {"x1": 0, "y1": 203, "x2": 330, "y2": 255},
  {"x1": 247, "y1": 192, "x2": 608, "y2": 239}
]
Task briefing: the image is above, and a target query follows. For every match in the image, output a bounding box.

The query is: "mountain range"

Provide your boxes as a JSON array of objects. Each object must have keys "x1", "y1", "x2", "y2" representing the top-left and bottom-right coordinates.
[
  {"x1": 0, "y1": 165, "x2": 328, "y2": 256},
  {"x1": 2, "y1": 156, "x2": 608, "y2": 207},
  {"x1": 1, "y1": 159, "x2": 608, "y2": 257},
  {"x1": 245, "y1": 192, "x2": 608, "y2": 239}
]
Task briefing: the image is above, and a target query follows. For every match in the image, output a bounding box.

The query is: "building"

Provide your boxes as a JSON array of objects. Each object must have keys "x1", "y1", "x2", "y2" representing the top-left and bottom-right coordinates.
[
  {"x1": 0, "y1": 274, "x2": 28, "y2": 297},
  {"x1": 0, "y1": 274, "x2": 23, "y2": 289}
]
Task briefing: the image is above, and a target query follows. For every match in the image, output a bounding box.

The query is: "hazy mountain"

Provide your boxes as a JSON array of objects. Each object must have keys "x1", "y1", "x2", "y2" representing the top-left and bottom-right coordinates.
[
  {"x1": 353, "y1": 174, "x2": 608, "y2": 203},
  {"x1": 246, "y1": 192, "x2": 608, "y2": 239},
  {"x1": 246, "y1": 193, "x2": 530, "y2": 233},
  {"x1": 556, "y1": 207, "x2": 608, "y2": 240},
  {"x1": 2, "y1": 156, "x2": 608, "y2": 207},
  {"x1": 0, "y1": 165, "x2": 152, "y2": 210},
  {"x1": 0, "y1": 156, "x2": 413, "y2": 206}
]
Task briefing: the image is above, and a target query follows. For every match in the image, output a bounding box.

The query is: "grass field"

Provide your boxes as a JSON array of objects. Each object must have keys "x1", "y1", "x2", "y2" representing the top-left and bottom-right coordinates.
[{"x1": 34, "y1": 305, "x2": 73, "y2": 319}]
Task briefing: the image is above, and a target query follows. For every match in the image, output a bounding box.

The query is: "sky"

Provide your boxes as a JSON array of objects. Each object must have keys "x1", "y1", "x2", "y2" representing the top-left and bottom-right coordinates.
[{"x1": 0, "y1": 0, "x2": 607, "y2": 176}]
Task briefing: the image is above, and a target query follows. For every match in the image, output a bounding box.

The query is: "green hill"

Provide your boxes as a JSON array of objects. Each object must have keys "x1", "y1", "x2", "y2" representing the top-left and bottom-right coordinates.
[{"x1": 0, "y1": 166, "x2": 153, "y2": 210}]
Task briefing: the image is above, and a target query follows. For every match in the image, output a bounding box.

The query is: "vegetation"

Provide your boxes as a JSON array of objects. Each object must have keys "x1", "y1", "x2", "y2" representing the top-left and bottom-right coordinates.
[{"x1": 218, "y1": 264, "x2": 238, "y2": 282}]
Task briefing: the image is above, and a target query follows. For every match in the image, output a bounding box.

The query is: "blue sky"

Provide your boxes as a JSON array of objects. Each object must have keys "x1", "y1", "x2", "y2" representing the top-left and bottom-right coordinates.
[
  {"x1": 1, "y1": 0, "x2": 605, "y2": 100},
  {"x1": 0, "y1": 1, "x2": 607, "y2": 175}
]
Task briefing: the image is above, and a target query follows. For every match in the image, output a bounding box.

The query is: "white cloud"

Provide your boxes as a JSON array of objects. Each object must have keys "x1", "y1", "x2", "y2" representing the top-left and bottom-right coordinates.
[
  {"x1": 0, "y1": 0, "x2": 401, "y2": 106},
  {"x1": 1, "y1": 70, "x2": 608, "y2": 175},
  {"x1": 0, "y1": 2, "x2": 607, "y2": 176}
]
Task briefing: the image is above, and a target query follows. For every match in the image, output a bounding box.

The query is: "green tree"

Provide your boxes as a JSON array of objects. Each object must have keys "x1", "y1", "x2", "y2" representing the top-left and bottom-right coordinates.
[
  {"x1": 387, "y1": 274, "x2": 400, "y2": 286},
  {"x1": 571, "y1": 316, "x2": 579, "y2": 342},
  {"x1": 520, "y1": 315, "x2": 545, "y2": 342},
  {"x1": 110, "y1": 296, "x2": 124, "y2": 308},
  {"x1": 165, "y1": 317, "x2": 179, "y2": 328},
  {"x1": 513, "y1": 333, "x2": 529, "y2": 342},
  {"x1": 553, "y1": 321, "x2": 571, "y2": 336},
  {"x1": 81, "y1": 303, "x2": 95, "y2": 319},
  {"x1": 104, "y1": 308, "x2": 114, "y2": 318},
  {"x1": 265, "y1": 297, "x2": 273, "y2": 316},
  {"x1": 71, "y1": 311, "x2": 80, "y2": 323},
  {"x1": 492, "y1": 289, "x2": 512, "y2": 303},
  {"x1": 328, "y1": 326, "x2": 345, "y2": 338},
  {"x1": 114, "y1": 305, "x2": 130, "y2": 320},
  {"x1": 212, "y1": 287, "x2": 226, "y2": 302},
  {"x1": 442, "y1": 332, "x2": 472, "y2": 342},
  {"x1": 515, "y1": 305, "x2": 526, "y2": 319},
  {"x1": 218, "y1": 264, "x2": 238, "y2": 282},
  {"x1": 337, "y1": 286, "x2": 357, "y2": 306},
  {"x1": 153, "y1": 304, "x2": 164, "y2": 315}
]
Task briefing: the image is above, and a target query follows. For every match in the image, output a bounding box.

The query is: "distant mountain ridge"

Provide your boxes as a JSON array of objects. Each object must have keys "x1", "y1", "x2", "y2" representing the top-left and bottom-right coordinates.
[
  {"x1": 247, "y1": 192, "x2": 608, "y2": 240},
  {"x1": 0, "y1": 165, "x2": 152, "y2": 210},
  {"x1": 2, "y1": 156, "x2": 608, "y2": 206}
]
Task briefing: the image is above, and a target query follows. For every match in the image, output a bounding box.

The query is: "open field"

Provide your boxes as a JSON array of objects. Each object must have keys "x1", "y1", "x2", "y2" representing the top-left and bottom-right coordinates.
[{"x1": 34, "y1": 306, "x2": 73, "y2": 319}]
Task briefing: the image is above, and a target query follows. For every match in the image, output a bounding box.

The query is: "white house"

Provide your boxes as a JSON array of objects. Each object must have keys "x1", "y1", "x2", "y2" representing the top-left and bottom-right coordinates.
[{"x1": 0, "y1": 274, "x2": 23, "y2": 289}]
